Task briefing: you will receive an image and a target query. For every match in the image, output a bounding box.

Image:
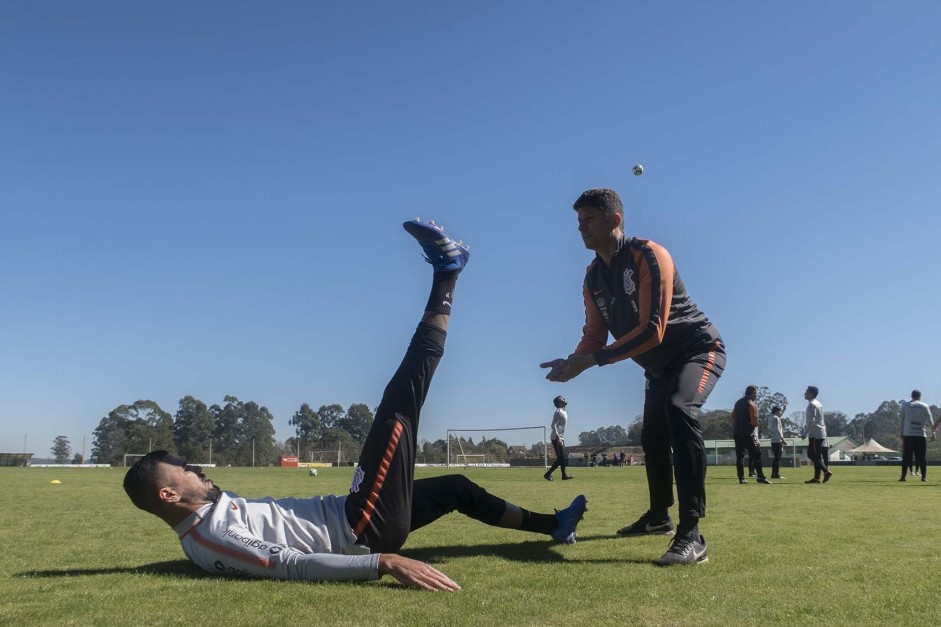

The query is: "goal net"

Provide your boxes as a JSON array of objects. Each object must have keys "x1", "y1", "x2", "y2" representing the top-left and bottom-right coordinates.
[{"x1": 446, "y1": 426, "x2": 548, "y2": 469}]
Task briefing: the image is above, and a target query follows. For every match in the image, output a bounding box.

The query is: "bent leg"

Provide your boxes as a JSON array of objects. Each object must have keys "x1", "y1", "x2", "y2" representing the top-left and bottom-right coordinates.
[{"x1": 410, "y1": 475, "x2": 508, "y2": 531}]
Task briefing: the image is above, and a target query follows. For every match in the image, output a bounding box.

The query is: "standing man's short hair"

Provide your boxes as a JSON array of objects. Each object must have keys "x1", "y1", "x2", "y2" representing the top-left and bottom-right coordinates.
[
  {"x1": 572, "y1": 188, "x2": 624, "y2": 220},
  {"x1": 771, "y1": 406, "x2": 782, "y2": 414},
  {"x1": 806, "y1": 386, "x2": 819, "y2": 398},
  {"x1": 912, "y1": 389, "x2": 922, "y2": 400},
  {"x1": 553, "y1": 395, "x2": 567, "y2": 408},
  {"x1": 744, "y1": 385, "x2": 759, "y2": 396}
]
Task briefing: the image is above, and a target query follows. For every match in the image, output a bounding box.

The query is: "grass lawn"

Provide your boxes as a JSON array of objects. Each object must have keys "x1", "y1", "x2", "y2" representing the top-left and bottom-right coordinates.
[{"x1": 1, "y1": 465, "x2": 938, "y2": 626}]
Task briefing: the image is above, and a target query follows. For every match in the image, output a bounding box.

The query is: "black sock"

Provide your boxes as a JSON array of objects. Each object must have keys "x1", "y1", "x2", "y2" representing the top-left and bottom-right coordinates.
[
  {"x1": 425, "y1": 270, "x2": 459, "y2": 315},
  {"x1": 519, "y1": 508, "x2": 557, "y2": 535}
]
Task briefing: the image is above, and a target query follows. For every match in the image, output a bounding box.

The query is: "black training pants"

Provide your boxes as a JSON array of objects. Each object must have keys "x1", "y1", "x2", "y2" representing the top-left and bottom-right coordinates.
[
  {"x1": 734, "y1": 434, "x2": 765, "y2": 480},
  {"x1": 901, "y1": 436, "x2": 927, "y2": 479},
  {"x1": 344, "y1": 322, "x2": 445, "y2": 553},
  {"x1": 641, "y1": 341, "x2": 725, "y2": 526},
  {"x1": 546, "y1": 438, "x2": 567, "y2": 476}
]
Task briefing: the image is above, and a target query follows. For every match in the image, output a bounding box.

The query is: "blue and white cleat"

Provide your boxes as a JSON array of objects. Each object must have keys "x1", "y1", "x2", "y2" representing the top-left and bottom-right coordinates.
[
  {"x1": 403, "y1": 219, "x2": 470, "y2": 272},
  {"x1": 552, "y1": 494, "x2": 587, "y2": 544}
]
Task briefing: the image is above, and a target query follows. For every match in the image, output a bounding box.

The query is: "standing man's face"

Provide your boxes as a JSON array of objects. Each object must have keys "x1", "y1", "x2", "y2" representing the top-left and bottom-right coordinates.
[
  {"x1": 804, "y1": 388, "x2": 814, "y2": 401},
  {"x1": 576, "y1": 207, "x2": 618, "y2": 252},
  {"x1": 746, "y1": 388, "x2": 758, "y2": 401}
]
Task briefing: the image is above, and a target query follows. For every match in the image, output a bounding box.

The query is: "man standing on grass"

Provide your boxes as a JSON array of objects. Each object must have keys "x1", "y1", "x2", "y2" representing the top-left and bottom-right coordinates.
[
  {"x1": 123, "y1": 219, "x2": 586, "y2": 591},
  {"x1": 802, "y1": 386, "x2": 831, "y2": 484},
  {"x1": 544, "y1": 395, "x2": 573, "y2": 481},
  {"x1": 767, "y1": 406, "x2": 785, "y2": 480},
  {"x1": 731, "y1": 386, "x2": 771, "y2": 485},
  {"x1": 540, "y1": 188, "x2": 725, "y2": 566},
  {"x1": 899, "y1": 389, "x2": 933, "y2": 482}
]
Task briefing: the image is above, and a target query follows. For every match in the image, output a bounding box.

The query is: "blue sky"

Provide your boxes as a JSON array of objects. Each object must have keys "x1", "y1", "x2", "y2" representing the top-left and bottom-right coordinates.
[{"x1": 2, "y1": 2, "x2": 939, "y2": 455}]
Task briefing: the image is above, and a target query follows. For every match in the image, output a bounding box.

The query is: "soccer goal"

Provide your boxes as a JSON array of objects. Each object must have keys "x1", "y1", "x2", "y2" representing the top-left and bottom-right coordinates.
[
  {"x1": 446, "y1": 426, "x2": 548, "y2": 469},
  {"x1": 123, "y1": 453, "x2": 147, "y2": 467}
]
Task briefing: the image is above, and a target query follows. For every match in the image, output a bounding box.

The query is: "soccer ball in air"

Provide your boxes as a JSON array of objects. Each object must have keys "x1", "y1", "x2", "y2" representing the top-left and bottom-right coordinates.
[
  {"x1": 308, "y1": 468, "x2": 319, "y2": 477},
  {"x1": 632, "y1": 164, "x2": 644, "y2": 176}
]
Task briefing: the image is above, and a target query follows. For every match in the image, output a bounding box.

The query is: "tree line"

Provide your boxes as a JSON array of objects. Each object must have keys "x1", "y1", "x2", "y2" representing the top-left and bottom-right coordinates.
[{"x1": 88, "y1": 396, "x2": 376, "y2": 466}]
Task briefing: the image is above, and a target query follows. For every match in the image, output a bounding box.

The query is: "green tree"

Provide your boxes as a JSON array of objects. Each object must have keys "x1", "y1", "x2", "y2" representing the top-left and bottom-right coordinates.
[
  {"x1": 238, "y1": 401, "x2": 277, "y2": 466},
  {"x1": 71, "y1": 452, "x2": 84, "y2": 464},
  {"x1": 211, "y1": 396, "x2": 243, "y2": 465},
  {"x1": 317, "y1": 404, "x2": 346, "y2": 435},
  {"x1": 699, "y1": 409, "x2": 733, "y2": 440},
  {"x1": 51, "y1": 435, "x2": 71, "y2": 464},
  {"x1": 577, "y1": 425, "x2": 629, "y2": 446},
  {"x1": 91, "y1": 400, "x2": 174, "y2": 465},
  {"x1": 824, "y1": 411, "x2": 849, "y2": 437},
  {"x1": 174, "y1": 396, "x2": 214, "y2": 462},
  {"x1": 626, "y1": 415, "x2": 643, "y2": 445},
  {"x1": 755, "y1": 387, "x2": 789, "y2": 422},
  {"x1": 847, "y1": 400, "x2": 904, "y2": 451},
  {"x1": 289, "y1": 403, "x2": 321, "y2": 458},
  {"x1": 342, "y1": 403, "x2": 374, "y2": 443}
]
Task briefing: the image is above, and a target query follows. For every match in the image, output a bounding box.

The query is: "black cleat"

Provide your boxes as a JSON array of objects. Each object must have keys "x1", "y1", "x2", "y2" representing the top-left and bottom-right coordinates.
[{"x1": 616, "y1": 511, "x2": 675, "y2": 537}]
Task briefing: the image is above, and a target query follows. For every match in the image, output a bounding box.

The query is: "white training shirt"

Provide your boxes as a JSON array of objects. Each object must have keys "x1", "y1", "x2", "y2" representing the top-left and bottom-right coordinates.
[
  {"x1": 767, "y1": 414, "x2": 784, "y2": 444},
  {"x1": 550, "y1": 408, "x2": 568, "y2": 441},
  {"x1": 803, "y1": 399, "x2": 827, "y2": 440},
  {"x1": 900, "y1": 400, "x2": 933, "y2": 437},
  {"x1": 173, "y1": 490, "x2": 379, "y2": 582}
]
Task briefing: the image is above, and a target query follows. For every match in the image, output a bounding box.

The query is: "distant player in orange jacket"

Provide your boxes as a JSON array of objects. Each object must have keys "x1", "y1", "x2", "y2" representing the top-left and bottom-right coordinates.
[{"x1": 731, "y1": 385, "x2": 771, "y2": 485}]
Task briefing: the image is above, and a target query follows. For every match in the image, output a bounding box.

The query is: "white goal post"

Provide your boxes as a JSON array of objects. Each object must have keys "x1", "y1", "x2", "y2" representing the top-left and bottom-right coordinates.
[
  {"x1": 446, "y1": 426, "x2": 548, "y2": 469},
  {"x1": 123, "y1": 453, "x2": 147, "y2": 467}
]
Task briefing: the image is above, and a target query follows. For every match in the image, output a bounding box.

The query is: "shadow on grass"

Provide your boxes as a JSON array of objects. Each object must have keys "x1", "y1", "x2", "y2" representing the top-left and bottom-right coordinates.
[
  {"x1": 19, "y1": 560, "x2": 209, "y2": 579},
  {"x1": 401, "y1": 534, "x2": 658, "y2": 566}
]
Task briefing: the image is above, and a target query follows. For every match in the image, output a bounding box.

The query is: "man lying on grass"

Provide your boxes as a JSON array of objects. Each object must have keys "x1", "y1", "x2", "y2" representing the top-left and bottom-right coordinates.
[{"x1": 123, "y1": 219, "x2": 587, "y2": 591}]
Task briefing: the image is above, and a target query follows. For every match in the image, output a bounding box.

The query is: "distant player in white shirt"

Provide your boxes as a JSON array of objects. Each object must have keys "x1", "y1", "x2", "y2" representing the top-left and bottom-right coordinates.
[
  {"x1": 123, "y1": 220, "x2": 587, "y2": 591},
  {"x1": 544, "y1": 395, "x2": 573, "y2": 481},
  {"x1": 899, "y1": 389, "x2": 934, "y2": 482},
  {"x1": 767, "y1": 406, "x2": 785, "y2": 480},
  {"x1": 801, "y1": 385, "x2": 831, "y2": 484}
]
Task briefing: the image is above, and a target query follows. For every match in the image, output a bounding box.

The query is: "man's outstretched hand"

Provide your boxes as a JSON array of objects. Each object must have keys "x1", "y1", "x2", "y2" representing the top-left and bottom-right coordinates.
[
  {"x1": 378, "y1": 554, "x2": 461, "y2": 591},
  {"x1": 540, "y1": 354, "x2": 595, "y2": 382}
]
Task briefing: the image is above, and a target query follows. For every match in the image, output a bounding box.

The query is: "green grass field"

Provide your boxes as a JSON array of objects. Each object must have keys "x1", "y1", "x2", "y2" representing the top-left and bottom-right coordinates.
[{"x1": 2, "y1": 465, "x2": 938, "y2": 626}]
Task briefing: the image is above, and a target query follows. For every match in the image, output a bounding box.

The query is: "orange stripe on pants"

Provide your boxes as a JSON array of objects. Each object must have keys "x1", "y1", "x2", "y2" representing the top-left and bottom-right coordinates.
[
  {"x1": 697, "y1": 349, "x2": 717, "y2": 395},
  {"x1": 353, "y1": 419, "x2": 404, "y2": 538}
]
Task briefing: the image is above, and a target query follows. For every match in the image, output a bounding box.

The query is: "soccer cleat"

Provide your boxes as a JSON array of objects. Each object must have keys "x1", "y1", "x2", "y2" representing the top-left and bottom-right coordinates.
[
  {"x1": 823, "y1": 471, "x2": 833, "y2": 483},
  {"x1": 657, "y1": 533, "x2": 708, "y2": 566},
  {"x1": 898, "y1": 478, "x2": 907, "y2": 482},
  {"x1": 757, "y1": 477, "x2": 772, "y2": 485},
  {"x1": 552, "y1": 494, "x2": 587, "y2": 544},
  {"x1": 543, "y1": 472, "x2": 554, "y2": 481},
  {"x1": 805, "y1": 478, "x2": 821, "y2": 484},
  {"x1": 770, "y1": 475, "x2": 784, "y2": 480},
  {"x1": 616, "y1": 511, "x2": 675, "y2": 537},
  {"x1": 738, "y1": 478, "x2": 748, "y2": 484},
  {"x1": 402, "y1": 219, "x2": 470, "y2": 272},
  {"x1": 562, "y1": 474, "x2": 574, "y2": 481}
]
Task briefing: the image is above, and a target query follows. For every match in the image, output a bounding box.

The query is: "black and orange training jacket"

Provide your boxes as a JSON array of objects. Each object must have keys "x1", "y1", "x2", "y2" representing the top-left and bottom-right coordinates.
[{"x1": 574, "y1": 235, "x2": 721, "y2": 377}]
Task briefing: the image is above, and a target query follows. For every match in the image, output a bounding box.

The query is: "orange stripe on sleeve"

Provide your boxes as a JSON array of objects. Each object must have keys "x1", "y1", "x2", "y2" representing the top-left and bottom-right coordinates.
[{"x1": 190, "y1": 527, "x2": 273, "y2": 569}]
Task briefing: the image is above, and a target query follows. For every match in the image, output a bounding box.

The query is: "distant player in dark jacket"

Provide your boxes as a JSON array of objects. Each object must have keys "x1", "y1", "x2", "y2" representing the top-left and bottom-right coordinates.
[
  {"x1": 731, "y1": 386, "x2": 771, "y2": 484},
  {"x1": 541, "y1": 188, "x2": 725, "y2": 566}
]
